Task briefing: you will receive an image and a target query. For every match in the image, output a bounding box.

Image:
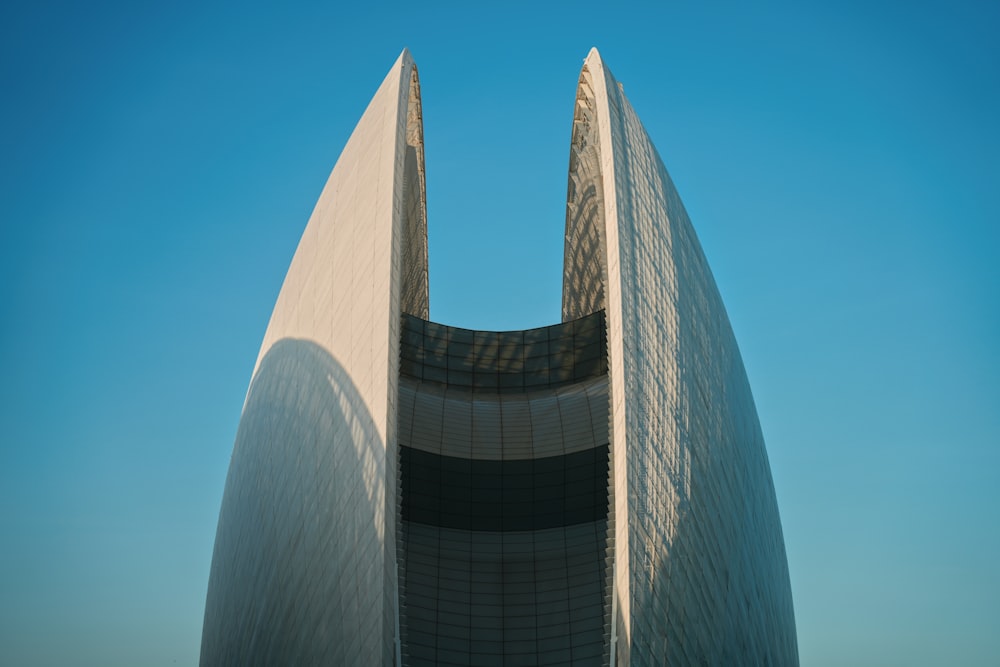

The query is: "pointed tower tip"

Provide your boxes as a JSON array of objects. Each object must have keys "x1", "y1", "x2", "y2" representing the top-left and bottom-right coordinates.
[
  {"x1": 396, "y1": 48, "x2": 414, "y2": 68},
  {"x1": 585, "y1": 47, "x2": 603, "y2": 66}
]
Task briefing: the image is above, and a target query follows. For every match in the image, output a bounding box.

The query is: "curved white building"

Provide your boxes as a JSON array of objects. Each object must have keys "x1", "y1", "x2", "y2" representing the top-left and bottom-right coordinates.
[{"x1": 201, "y1": 49, "x2": 798, "y2": 666}]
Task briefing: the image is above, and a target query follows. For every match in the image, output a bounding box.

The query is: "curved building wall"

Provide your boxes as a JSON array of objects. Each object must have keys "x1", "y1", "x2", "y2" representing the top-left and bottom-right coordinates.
[
  {"x1": 396, "y1": 312, "x2": 613, "y2": 666},
  {"x1": 564, "y1": 50, "x2": 798, "y2": 664},
  {"x1": 201, "y1": 51, "x2": 427, "y2": 666}
]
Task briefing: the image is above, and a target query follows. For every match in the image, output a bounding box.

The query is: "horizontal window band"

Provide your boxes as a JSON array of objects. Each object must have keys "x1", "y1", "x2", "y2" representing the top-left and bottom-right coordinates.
[{"x1": 400, "y1": 444, "x2": 610, "y2": 531}]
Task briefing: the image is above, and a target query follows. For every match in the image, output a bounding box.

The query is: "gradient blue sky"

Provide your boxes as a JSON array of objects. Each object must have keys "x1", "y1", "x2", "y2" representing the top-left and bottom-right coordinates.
[{"x1": 1, "y1": 1, "x2": 997, "y2": 665}]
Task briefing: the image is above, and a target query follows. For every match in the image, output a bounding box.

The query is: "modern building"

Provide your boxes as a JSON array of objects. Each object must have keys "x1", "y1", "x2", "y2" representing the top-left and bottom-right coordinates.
[{"x1": 201, "y1": 49, "x2": 798, "y2": 666}]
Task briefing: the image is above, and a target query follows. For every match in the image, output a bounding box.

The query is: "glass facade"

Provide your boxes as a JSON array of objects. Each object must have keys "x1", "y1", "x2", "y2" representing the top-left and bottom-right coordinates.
[
  {"x1": 397, "y1": 312, "x2": 612, "y2": 666},
  {"x1": 564, "y1": 50, "x2": 798, "y2": 665}
]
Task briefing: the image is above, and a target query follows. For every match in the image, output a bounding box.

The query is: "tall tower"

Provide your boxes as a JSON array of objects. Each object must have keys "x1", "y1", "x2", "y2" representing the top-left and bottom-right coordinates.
[{"x1": 201, "y1": 49, "x2": 798, "y2": 666}]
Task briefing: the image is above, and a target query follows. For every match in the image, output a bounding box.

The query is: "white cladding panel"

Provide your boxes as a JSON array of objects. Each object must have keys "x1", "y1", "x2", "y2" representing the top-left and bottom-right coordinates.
[
  {"x1": 572, "y1": 49, "x2": 799, "y2": 665},
  {"x1": 201, "y1": 51, "x2": 426, "y2": 666}
]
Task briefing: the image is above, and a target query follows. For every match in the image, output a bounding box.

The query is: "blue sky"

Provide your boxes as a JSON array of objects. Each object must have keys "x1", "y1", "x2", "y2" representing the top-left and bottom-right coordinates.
[{"x1": 1, "y1": 1, "x2": 997, "y2": 665}]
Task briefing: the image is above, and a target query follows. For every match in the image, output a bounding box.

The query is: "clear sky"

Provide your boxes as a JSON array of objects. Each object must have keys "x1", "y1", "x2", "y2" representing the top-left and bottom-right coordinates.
[{"x1": 1, "y1": 1, "x2": 997, "y2": 665}]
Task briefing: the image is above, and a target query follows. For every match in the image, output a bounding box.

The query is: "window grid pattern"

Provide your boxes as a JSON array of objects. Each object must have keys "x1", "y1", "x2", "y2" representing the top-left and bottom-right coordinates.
[
  {"x1": 397, "y1": 313, "x2": 612, "y2": 666},
  {"x1": 400, "y1": 310, "x2": 607, "y2": 392},
  {"x1": 570, "y1": 53, "x2": 799, "y2": 665},
  {"x1": 202, "y1": 52, "x2": 426, "y2": 667}
]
